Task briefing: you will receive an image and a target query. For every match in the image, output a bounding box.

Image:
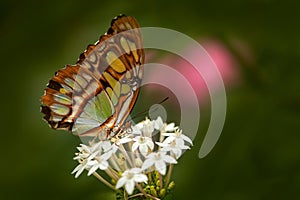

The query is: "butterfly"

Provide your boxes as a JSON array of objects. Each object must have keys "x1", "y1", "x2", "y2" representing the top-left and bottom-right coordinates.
[{"x1": 41, "y1": 15, "x2": 144, "y2": 140}]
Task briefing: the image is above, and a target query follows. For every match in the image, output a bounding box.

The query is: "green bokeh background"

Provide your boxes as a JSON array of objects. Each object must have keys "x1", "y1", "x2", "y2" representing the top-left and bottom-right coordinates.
[{"x1": 1, "y1": 0, "x2": 300, "y2": 199}]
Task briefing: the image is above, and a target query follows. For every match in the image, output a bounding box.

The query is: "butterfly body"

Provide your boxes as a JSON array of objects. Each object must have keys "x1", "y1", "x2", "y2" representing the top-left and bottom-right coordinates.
[{"x1": 41, "y1": 15, "x2": 144, "y2": 140}]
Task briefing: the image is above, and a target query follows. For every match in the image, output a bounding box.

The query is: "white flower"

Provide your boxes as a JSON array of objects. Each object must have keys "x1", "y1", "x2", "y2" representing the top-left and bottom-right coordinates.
[
  {"x1": 87, "y1": 152, "x2": 111, "y2": 176},
  {"x1": 72, "y1": 144, "x2": 98, "y2": 178},
  {"x1": 154, "y1": 116, "x2": 176, "y2": 133},
  {"x1": 116, "y1": 168, "x2": 148, "y2": 195},
  {"x1": 72, "y1": 142, "x2": 114, "y2": 178},
  {"x1": 73, "y1": 144, "x2": 93, "y2": 160},
  {"x1": 131, "y1": 123, "x2": 142, "y2": 135},
  {"x1": 156, "y1": 140, "x2": 190, "y2": 159},
  {"x1": 98, "y1": 140, "x2": 112, "y2": 152},
  {"x1": 117, "y1": 134, "x2": 133, "y2": 145},
  {"x1": 162, "y1": 129, "x2": 193, "y2": 146},
  {"x1": 105, "y1": 143, "x2": 119, "y2": 157},
  {"x1": 132, "y1": 135, "x2": 154, "y2": 156},
  {"x1": 142, "y1": 151, "x2": 177, "y2": 175},
  {"x1": 133, "y1": 118, "x2": 155, "y2": 137},
  {"x1": 104, "y1": 135, "x2": 133, "y2": 157},
  {"x1": 72, "y1": 162, "x2": 87, "y2": 178}
]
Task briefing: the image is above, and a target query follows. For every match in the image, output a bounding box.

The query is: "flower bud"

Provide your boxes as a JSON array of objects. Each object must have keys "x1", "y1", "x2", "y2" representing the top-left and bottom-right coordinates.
[
  {"x1": 156, "y1": 180, "x2": 160, "y2": 188},
  {"x1": 134, "y1": 158, "x2": 143, "y2": 168},
  {"x1": 160, "y1": 188, "x2": 166, "y2": 197},
  {"x1": 168, "y1": 181, "x2": 175, "y2": 190},
  {"x1": 150, "y1": 185, "x2": 157, "y2": 196}
]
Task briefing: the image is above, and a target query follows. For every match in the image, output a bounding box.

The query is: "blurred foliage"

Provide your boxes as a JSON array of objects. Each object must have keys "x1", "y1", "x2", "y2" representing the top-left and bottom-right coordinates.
[{"x1": 1, "y1": 0, "x2": 300, "y2": 199}]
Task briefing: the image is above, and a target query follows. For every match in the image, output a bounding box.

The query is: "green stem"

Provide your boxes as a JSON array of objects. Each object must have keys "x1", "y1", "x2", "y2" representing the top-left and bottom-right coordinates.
[
  {"x1": 124, "y1": 190, "x2": 128, "y2": 200},
  {"x1": 128, "y1": 193, "x2": 145, "y2": 199},
  {"x1": 105, "y1": 167, "x2": 119, "y2": 181},
  {"x1": 159, "y1": 173, "x2": 163, "y2": 189},
  {"x1": 135, "y1": 183, "x2": 160, "y2": 200},
  {"x1": 165, "y1": 164, "x2": 173, "y2": 187},
  {"x1": 148, "y1": 172, "x2": 152, "y2": 183},
  {"x1": 135, "y1": 183, "x2": 148, "y2": 197},
  {"x1": 110, "y1": 153, "x2": 121, "y2": 171},
  {"x1": 93, "y1": 172, "x2": 115, "y2": 191},
  {"x1": 120, "y1": 144, "x2": 134, "y2": 167},
  {"x1": 128, "y1": 193, "x2": 160, "y2": 200}
]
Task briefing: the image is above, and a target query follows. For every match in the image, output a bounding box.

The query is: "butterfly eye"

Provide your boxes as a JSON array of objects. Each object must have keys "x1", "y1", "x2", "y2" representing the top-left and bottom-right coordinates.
[{"x1": 133, "y1": 77, "x2": 141, "y2": 83}]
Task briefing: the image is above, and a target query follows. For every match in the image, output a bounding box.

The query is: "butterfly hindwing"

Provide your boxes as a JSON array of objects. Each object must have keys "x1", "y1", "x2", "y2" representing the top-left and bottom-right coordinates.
[{"x1": 41, "y1": 15, "x2": 144, "y2": 139}]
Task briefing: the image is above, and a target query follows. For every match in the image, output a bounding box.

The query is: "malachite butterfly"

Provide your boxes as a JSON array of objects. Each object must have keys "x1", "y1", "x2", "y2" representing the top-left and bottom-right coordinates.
[{"x1": 41, "y1": 15, "x2": 144, "y2": 140}]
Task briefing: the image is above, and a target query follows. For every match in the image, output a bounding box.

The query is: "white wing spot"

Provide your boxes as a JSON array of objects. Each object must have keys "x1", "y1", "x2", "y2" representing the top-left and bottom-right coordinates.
[{"x1": 89, "y1": 52, "x2": 97, "y2": 63}]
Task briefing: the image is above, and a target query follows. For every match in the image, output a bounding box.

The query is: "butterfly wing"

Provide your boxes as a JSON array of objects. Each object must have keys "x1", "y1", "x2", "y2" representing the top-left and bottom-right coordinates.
[{"x1": 41, "y1": 15, "x2": 144, "y2": 139}]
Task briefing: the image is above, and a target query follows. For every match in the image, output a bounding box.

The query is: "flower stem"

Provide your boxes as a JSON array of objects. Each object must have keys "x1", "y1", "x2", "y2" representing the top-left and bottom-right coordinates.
[
  {"x1": 135, "y1": 183, "x2": 160, "y2": 200},
  {"x1": 110, "y1": 167, "x2": 121, "y2": 178},
  {"x1": 110, "y1": 154, "x2": 121, "y2": 171},
  {"x1": 159, "y1": 173, "x2": 163, "y2": 189},
  {"x1": 105, "y1": 167, "x2": 119, "y2": 181},
  {"x1": 120, "y1": 144, "x2": 134, "y2": 167},
  {"x1": 148, "y1": 172, "x2": 152, "y2": 183},
  {"x1": 124, "y1": 190, "x2": 128, "y2": 200},
  {"x1": 135, "y1": 183, "x2": 148, "y2": 197},
  {"x1": 128, "y1": 193, "x2": 160, "y2": 200},
  {"x1": 165, "y1": 164, "x2": 173, "y2": 187},
  {"x1": 93, "y1": 172, "x2": 115, "y2": 191},
  {"x1": 128, "y1": 193, "x2": 144, "y2": 199}
]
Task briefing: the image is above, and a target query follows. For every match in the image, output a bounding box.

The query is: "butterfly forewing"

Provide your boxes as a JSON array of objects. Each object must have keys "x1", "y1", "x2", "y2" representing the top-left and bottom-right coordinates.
[{"x1": 41, "y1": 15, "x2": 144, "y2": 139}]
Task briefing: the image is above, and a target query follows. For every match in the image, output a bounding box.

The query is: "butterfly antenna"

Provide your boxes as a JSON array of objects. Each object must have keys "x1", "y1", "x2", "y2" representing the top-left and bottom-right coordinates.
[{"x1": 130, "y1": 97, "x2": 169, "y2": 120}]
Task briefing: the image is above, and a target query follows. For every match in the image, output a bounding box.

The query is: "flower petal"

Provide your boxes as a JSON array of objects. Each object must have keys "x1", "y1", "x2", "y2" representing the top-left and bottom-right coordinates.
[
  {"x1": 134, "y1": 174, "x2": 148, "y2": 183},
  {"x1": 163, "y1": 155, "x2": 177, "y2": 164},
  {"x1": 163, "y1": 136, "x2": 175, "y2": 144},
  {"x1": 146, "y1": 138, "x2": 154, "y2": 150},
  {"x1": 132, "y1": 123, "x2": 143, "y2": 134},
  {"x1": 172, "y1": 148, "x2": 182, "y2": 159},
  {"x1": 132, "y1": 141, "x2": 139, "y2": 152},
  {"x1": 180, "y1": 134, "x2": 193, "y2": 145},
  {"x1": 125, "y1": 179, "x2": 135, "y2": 195},
  {"x1": 99, "y1": 160, "x2": 109, "y2": 170},
  {"x1": 101, "y1": 151, "x2": 112, "y2": 161},
  {"x1": 139, "y1": 144, "x2": 149, "y2": 156},
  {"x1": 74, "y1": 165, "x2": 85, "y2": 178},
  {"x1": 142, "y1": 158, "x2": 154, "y2": 170},
  {"x1": 155, "y1": 160, "x2": 166, "y2": 175},
  {"x1": 87, "y1": 165, "x2": 98, "y2": 176},
  {"x1": 130, "y1": 168, "x2": 142, "y2": 173},
  {"x1": 119, "y1": 137, "x2": 132, "y2": 144},
  {"x1": 100, "y1": 141, "x2": 112, "y2": 151},
  {"x1": 165, "y1": 123, "x2": 175, "y2": 131},
  {"x1": 156, "y1": 141, "x2": 168, "y2": 148},
  {"x1": 71, "y1": 164, "x2": 82, "y2": 175},
  {"x1": 175, "y1": 138, "x2": 185, "y2": 147},
  {"x1": 160, "y1": 146, "x2": 171, "y2": 152},
  {"x1": 116, "y1": 177, "x2": 127, "y2": 189},
  {"x1": 155, "y1": 116, "x2": 163, "y2": 130},
  {"x1": 161, "y1": 133, "x2": 174, "y2": 137}
]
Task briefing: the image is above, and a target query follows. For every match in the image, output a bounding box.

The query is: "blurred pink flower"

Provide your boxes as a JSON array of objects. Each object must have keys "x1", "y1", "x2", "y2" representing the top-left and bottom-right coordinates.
[{"x1": 145, "y1": 38, "x2": 240, "y2": 104}]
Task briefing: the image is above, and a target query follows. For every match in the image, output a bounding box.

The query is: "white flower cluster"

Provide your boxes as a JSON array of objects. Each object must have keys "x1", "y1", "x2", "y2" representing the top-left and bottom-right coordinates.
[{"x1": 72, "y1": 117, "x2": 193, "y2": 195}]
